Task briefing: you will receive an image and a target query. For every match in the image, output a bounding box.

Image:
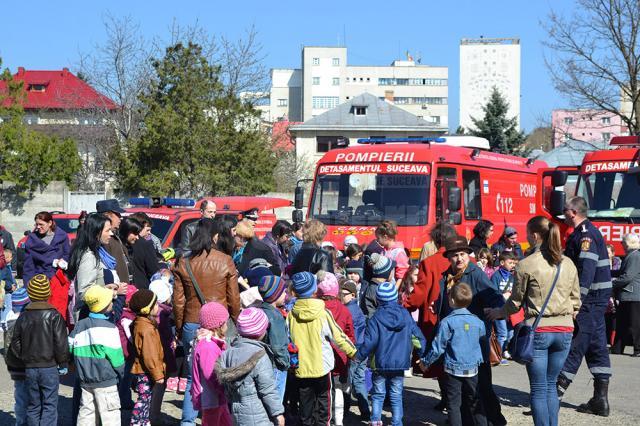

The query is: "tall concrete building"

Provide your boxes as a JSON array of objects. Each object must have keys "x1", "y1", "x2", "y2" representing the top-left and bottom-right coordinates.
[
  {"x1": 459, "y1": 38, "x2": 520, "y2": 131},
  {"x1": 267, "y1": 46, "x2": 448, "y2": 129}
]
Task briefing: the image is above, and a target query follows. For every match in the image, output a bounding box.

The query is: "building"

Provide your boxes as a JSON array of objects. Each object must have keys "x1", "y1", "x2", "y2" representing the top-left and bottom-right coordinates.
[
  {"x1": 267, "y1": 46, "x2": 448, "y2": 127},
  {"x1": 290, "y1": 93, "x2": 447, "y2": 167},
  {"x1": 459, "y1": 37, "x2": 520, "y2": 131},
  {"x1": 551, "y1": 109, "x2": 626, "y2": 147}
]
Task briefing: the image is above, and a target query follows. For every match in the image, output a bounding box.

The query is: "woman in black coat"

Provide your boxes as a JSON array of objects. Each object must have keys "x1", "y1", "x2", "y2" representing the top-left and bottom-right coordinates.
[
  {"x1": 290, "y1": 219, "x2": 333, "y2": 275},
  {"x1": 234, "y1": 219, "x2": 281, "y2": 276},
  {"x1": 119, "y1": 217, "x2": 162, "y2": 289},
  {"x1": 469, "y1": 219, "x2": 494, "y2": 257}
]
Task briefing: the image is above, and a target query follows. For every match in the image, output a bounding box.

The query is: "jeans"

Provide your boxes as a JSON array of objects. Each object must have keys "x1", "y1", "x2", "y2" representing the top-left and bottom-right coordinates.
[
  {"x1": 26, "y1": 367, "x2": 59, "y2": 426},
  {"x1": 180, "y1": 322, "x2": 199, "y2": 425},
  {"x1": 495, "y1": 319, "x2": 513, "y2": 352},
  {"x1": 14, "y1": 379, "x2": 28, "y2": 426},
  {"x1": 273, "y1": 368, "x2": 287, "y2": 403},
  {"x1": 348, "y1": 357, "x2": 371, "y2": 417},
  {"x1": 371, "y1": 371, "x2": 404, "y2": 426},
  {"x1": 526, "y1": 332, "x2": 572, "y2": 426}
]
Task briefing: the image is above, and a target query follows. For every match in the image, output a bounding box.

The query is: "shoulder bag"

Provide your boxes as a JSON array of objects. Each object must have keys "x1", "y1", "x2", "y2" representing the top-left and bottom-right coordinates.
[
  {"x1": 509, "y1": 262, "x2": 562, "y2": 365},
  {"x1": 184, "y1": 258, "x2": 207, "y2": 306}
]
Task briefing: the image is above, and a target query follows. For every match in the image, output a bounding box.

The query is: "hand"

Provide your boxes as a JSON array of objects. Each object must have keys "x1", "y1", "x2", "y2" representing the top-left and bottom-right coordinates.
[
  {"x1": 156, "y1": 379, "x2": 164, "y2": 384},
  {"x1": 171, "y1": 338, "x2": 178, "y2": 351},
  {"x1": 57, "y1": 259, "x2": 68, "y2": 270},
  {"x1": 238, "y1": 276, "x2": 249, "y2": 290},
  {"x1": 11, "y1": 284, "x2": 17, "y2": 292},
  {"x1": 573, "y1": 311, "x2": 578, "y2": 320},
  {"x1": 52, "y1": 259, "x2": 59, "y2": 268},
  {"x1": 428, "y1": 301, "x2": 436, "y2": 314},
  {"x1": 415, "y1": 359, "x2": 427, "y2": 373},
  {"x1": 275, "y1": 415, "x2": 285, "y2": 426},
  {"x1": 484, "y1": 307, "x2": 505, "y2": 321},
  {"x1": 117, "y1": 282, "x2": 129, "y2": 295},
  {"x1": 57, "y1": 367, "x2": 68, "y2": 376}
]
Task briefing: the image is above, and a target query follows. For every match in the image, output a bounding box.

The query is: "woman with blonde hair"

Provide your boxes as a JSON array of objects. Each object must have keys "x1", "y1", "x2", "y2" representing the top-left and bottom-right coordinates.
[
  {"x1": 234, "y1": 219, "x2": 280, "y2": 276},
  {"x1": 290, "y1": 219, "x2": 333, "y2": 274}
]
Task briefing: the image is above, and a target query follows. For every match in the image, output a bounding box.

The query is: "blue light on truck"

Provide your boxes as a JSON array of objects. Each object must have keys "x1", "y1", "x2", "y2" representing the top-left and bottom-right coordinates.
[
  {"x1": 128, "y1": 197, "x2": 195, "y2": 208},
  {"x1": 357, "y1": 137, "x2": 446, "y2": 144}
]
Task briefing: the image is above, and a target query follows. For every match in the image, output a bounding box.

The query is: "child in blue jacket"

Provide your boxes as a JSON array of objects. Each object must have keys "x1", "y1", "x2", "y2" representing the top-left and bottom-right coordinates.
[
  {"x1": 355, "y1": 281, "x2": 426, "y2": 426},
  {"x1": 420, "y1": 282, "x2": 487, "y2": 426},
  {"x1": 491, "y1": 251, "x2": 516, "y2": 360}
]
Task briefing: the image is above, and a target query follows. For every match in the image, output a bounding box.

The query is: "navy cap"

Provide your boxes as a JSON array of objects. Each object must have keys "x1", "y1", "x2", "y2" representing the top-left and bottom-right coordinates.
[{"x1": 96, "y1": 199, "x2": 125, "y2": 214}]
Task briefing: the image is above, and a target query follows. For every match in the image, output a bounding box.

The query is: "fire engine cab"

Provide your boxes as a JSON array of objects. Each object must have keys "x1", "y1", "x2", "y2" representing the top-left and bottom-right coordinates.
[
  {"x1": 293, "y1": 136, "x2": 548, "y2": 258},
  {"x1": 545, "y1": 136, "x2": 640, "y2": 256}
]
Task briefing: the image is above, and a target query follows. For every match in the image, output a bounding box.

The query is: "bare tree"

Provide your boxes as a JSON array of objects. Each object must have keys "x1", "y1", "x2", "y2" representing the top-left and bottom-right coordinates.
[{"x1": 543, "y1": 0, "x2": 640, "y2": 135}]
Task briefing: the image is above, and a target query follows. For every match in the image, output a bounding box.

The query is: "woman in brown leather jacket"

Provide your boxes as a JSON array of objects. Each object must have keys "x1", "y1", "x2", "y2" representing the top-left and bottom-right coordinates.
[{"x1": 172, "y1": 218, "x2": 239, "y2": 425}]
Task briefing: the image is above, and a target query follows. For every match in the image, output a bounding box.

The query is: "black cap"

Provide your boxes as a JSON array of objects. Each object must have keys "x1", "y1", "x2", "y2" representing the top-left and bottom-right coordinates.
[{"x1": 96, "y1": 199, "x2": 125, "y2": 214}]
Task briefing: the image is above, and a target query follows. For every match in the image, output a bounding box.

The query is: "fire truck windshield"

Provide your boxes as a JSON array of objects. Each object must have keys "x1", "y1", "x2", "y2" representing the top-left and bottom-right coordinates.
[
  {"x1": 577, "y1": 171, "x2": 640, "y2": 220},
  {"x1": 309, "y1": 173, "x2": 429, "y2": 226}
]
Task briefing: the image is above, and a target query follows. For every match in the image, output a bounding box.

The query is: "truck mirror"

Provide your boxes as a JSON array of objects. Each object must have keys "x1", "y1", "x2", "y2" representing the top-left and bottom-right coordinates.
[
  {"x1": 448, "y1": 187, "x2": 462, "y2": 212},
  {"x1": 294, "y1": 186, "x2": 304, "y2": 210},
  {"x1": 551, "y1": 170, "x2": 568, "y2": 187},
  {"x1": 449, "y1": 212, "x2": 462, "y2": 225},
  {"x1": 292, "y1": 209, "x2": 304, "y2": 223},
  {"x1": 550, "y1": 190, "x2": 566, "y2": 217}
]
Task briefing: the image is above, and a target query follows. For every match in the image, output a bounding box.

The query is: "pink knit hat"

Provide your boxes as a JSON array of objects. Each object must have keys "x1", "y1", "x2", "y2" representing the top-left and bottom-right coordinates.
[
  {"x1": 125, "y1": 284, "x2": 139, "y2": 304},
  {"x1": 316, "y1": 271, "x2": 339, "y2": 298},
  {"x1": 199, "y1": 302, "x2": 230, "y2": 330},
  {"x1": 236, "y1": 307, "x2": 269, "y2": 338}
]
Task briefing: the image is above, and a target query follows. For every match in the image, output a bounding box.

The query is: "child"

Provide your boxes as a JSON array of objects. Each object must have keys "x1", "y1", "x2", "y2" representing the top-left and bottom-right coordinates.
[
  {"x1": 420, "y1": 283, "x2": 487, "y2": 426},
  {"x1": 355, "y1": 281, "x2": 426, "y2": 426},
  {"x1": 149, "y1": 278, "x2": 177, "y2": 397},
  {"x1": 129, "y1": 289, "x2": 165, "y2": 426},
  {"x1": 69, "y1": 285, "x2": 124, "y2": 425},
  {"x1": 257, "y1": 275, "x2": 290, "y2": 401},
  {"x1": 491, "y1": 251, "x2": 516, "y2": 361},
  {"x1": 316, "y1": 271, "x2": 355, "y2": 426},
  {"x1": 476, "y1": 248, "x2": 495, "y2": 278},
  {"x1": 344, "y1": 243, "x2": 363, "y2": 262},
  {"x1": 216, "y1": 308, "x2": 285, "y2": 426},
  {"x1": 1, "y1": 248, "x2": 17, "y2": 327},
  {"x1": 4, "y1": 287, "x2": 30, "y2": 426},
  {"x1": 362, "y1": 253, "x2": 395, "y2": 318},
  {"x1": 287, "y1": 272, "x2": 357, "y2": 426},
  {"x1": 10, "y1": 274, "x2": 69, "y2": 426},
  {"x1": 191, "y1": 302, "x2": 232, "y2": 426},
  {"x1": 345, "y1": 259, "x2": 366, "y2": 305},
  {"x1": 339, "y1": 279, "x2": 371, "y2": 420},
  {"x1": 115, "y1": 285, "x2": 138, "y2": 410}
]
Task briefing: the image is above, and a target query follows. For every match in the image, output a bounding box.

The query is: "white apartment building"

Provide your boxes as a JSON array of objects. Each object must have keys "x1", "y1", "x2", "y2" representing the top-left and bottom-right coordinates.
[
  {"x1": 268, "y1": 46, "x2": 448, "y2": 129},
  {"x1": 459, "y1": 38, "x2": 520, "y2": 131}
]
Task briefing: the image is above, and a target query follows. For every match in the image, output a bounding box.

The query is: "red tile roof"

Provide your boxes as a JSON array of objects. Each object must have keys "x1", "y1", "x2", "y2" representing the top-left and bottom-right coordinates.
[
  {"x1": 271, "y1": 120, "x2": 299, "y2": 152},
  {"x1": 0, "y1": 67, "x2": 117, "y2": 110}
]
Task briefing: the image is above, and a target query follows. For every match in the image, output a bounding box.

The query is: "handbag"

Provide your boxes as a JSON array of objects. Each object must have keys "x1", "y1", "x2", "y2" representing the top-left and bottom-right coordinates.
[
  {"x1": 184, "y1": 258, "x2": 207, "y2": 306},
  {"x1": 489, "y1": 327, "x2": 503, "y2": 367},
  {"x1": 509, "y1": 263, "x2": 562, "y2": 365}
]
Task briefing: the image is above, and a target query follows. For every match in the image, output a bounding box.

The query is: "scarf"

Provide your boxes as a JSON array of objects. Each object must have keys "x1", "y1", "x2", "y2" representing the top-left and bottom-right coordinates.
[
  {"x1": 232, "y1": 245, "x2": 245, "y2": 266},
  {"x1": 445, "y1": 269, "x2": 466, "y2": 291},
  {"x1": 497, "y1": 267, "x2": 511, "y2": 281},
  {"x1": 98, "y1": 246, "x2": 117, "y2": 270}
]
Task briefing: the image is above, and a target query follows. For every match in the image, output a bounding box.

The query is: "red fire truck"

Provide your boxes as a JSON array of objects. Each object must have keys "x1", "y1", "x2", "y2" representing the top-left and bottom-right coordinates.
[
  {"x1": 544, "y1": 136, "x2": 640, "y2": 256},
  {"x1": 294, "y1": 136, "x2": 547, "y2": 259}
]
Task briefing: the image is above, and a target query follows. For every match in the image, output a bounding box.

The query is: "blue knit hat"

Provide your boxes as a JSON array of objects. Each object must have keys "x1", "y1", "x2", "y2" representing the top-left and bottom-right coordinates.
[
  {"x1": 11, "y1": 287, "x2": 30, "y2": 312},
  {"x1": 244, "y1": 267, "x2": 273, "y2": 287},
  {"x1": 291, "y1": 272, "x2": 317, "y2": 299},
  {"x1": 367, "y1": 253, "x2": 395, "y2": 279},
  {"x1": 376, "y1": 281, "x2": 398, "y2": 302}
]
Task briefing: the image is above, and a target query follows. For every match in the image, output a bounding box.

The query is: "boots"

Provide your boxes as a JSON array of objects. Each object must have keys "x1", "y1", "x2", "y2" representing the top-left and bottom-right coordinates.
[
  {"x1": 577, "y1": 378, "x2": 610, "y2": 417},
  {"x1": 556, "y1": 374, "x2": 571, "y2": 400}
]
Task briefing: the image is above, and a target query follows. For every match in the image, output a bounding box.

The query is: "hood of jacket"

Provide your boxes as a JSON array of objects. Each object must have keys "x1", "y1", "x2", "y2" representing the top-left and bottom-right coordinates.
[
  {"x1": 291, "y1": 298, "x2": 326, "y2": 322},
  {"x1": 216, "y1": 337, "x2": 268, "y2": 384},
  {"x1": 375, "y1": 301, "x2": 407, "y2": 331}
]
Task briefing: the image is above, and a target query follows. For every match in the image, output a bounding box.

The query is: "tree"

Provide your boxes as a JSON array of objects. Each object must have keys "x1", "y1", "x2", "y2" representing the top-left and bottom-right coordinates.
[
  {"x1": 113, "y1": 42, "x2": 276, "y2": 196},
  {"x1": 0, "y1": 59, "x2": 81, "y2": 194},
  {"x1": 469, "y1": 87, "x2": 526, "y2": 154},
  {"x1": 544, "y1": 0, "x2": 640, "y2": 135}
]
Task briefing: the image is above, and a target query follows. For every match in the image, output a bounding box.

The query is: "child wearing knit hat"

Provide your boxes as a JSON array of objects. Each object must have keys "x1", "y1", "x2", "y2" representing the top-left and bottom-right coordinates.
[
  {"x1": 190, "y1": 302, "x2": 231, "y2": 425},
  {"x1": 355, "y1": 281, "x2": 426, "y2": 426},
  {"x1": 149, "y1": 278, "x2": 178, "y2": 387},
  {"x1": 288, "y1": 272, "x2": 357, "y2": 425},
  {"x1": 216, "y1": 308, "x2": 285, "y2": 426},
  {"x1": 68, "y1": 285, "x2": 124, "y2": 425},
  {"x1": 362, "y1": 253, "x2": 395, "y2": 318},
  {"x1": 257, "y1": 275, "x2": 289, "y2": 402}
]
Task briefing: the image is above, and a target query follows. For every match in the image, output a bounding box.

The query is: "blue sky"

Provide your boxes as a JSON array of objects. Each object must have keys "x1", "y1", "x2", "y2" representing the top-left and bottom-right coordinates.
[{"x1": 0, "y1": 0, "x2": 573, "y2": 132}]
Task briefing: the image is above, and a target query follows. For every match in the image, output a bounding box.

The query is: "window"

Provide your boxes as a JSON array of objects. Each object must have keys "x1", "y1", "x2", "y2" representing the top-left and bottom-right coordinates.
[
  {"x1": 602, "y1": 117, "x2": 611, "y2": 125},
  {"x1": 355, "y1": 106, "x2": 367, "y2": 116},
  {"x1": 313, "y1": 77, "x2": 320, "y2": 85},
  {"x1": 332, "y1": 57, "x2": 340, "y2": 66},
  {"x1": 28, "y1": 84, "x2": 46, "y2": 92},
  {"x1": 602, "y1": 132, "x2": 611, "y2": 141},
  {"x1": 312, "y1": 96, "x2": 339, "y2": 109},
  {"x1": 332, "y1": 77, "x2": 340, "y2": 86},
  {"x1": 396, "y1": 78, "x2": 409, "y2": 85},
  {"x1": 463, "y1": 170, "x2": 482, "y2": 219},
  {"x1": 564, "y1": 133, "x2": 572, "y2": 141},
  {"x1": 277, "y1": 99, "x2": 288, "y2": 107},
  {"x1": 316, "y1": 136, "x2": 345, "y2": 153},
  {"x1": 435, "y1": 167, "x2": 457, "y2": 220},
  {"x1": 429, "y1": 116, "x2": 441, "y2": 124},
  {"x1": 564, "y1": 117, "x2": 573, "y2": 125},
  {"x1": 312, "y1": 57, "x2": 320, "y2": 65}
]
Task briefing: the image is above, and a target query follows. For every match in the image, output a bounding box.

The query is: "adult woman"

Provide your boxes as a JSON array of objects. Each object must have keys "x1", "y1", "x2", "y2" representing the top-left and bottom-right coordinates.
[
  {"x1": 469, "y1": 220, "x2": 494, "y2": 257},
  {"x1": 491, "y1": 226, "x2": 524, "y2": 260},
  {"x1": 375, "y1": 220, "x2": 409, "y2": 281},
  {"x1": 128, "y1": 212, "x2": 163, "y2": 256},
  {"x1": 486, "y1": 216, "x2": 581, "y2": 426},
  {"x1": 23, "y1": 211, "x2": 71, "y2": 285},
  {"x1": 611, "y1": 233, "x2": 640, "y2": 356},
  {"x1": 214, "y1": 214, "x2": 238, "y2": 256},
  {"x1": 119, "y1": 217, "x2": 161, "y2": 289},
  {"x1": 172, "y1": 218, "x2": 240, "y2": 425},
  {"x1": 234, "y1": 219, "x2": 281, "y2": 276},
  {"x1": 290, "y1": 219, "x2": 333, "y2": 275},
  {"x1": 261, "y1": 220, "x2": 292, "y2": 273}
]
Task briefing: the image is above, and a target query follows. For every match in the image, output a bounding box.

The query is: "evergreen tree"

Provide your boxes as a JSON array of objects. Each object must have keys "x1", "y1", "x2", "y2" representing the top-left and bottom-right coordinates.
[
  {"x1": 469, "y1": 87, "x2": 526, "y2": 154},
  {"x1": 113, "y1": 42, "x2": 276, "y2": 196}
]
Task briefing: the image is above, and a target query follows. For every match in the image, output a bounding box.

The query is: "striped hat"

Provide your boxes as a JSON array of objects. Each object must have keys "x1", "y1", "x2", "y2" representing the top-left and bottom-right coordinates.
[
  {"x1": 27, "y1": 274, "x2": 51, "y2": 301},
  {"x1": 245, "y1": 267, "x2": 273, "y2": 288},
  {"x1": 291, "y1": 272, "x2": 317, "y2": 299},
  {"x1": 376, "y1": 281, "x2": 398, "y2": 303},
  {"x1": 258, "y1": 276, "x2": 286, "y2": 303},
  {"x1": 11, "y1": 287, "x2": 30, "y2": 311},
  {"x1": 345, "y1": 259, "x2": 364, "y2": 278},
  {"x1": 236, "y1": 307, "x2": 269, "y2": 338},
  {"x1": 367, "y1": 253, "x2": 395, "y2": 279}
]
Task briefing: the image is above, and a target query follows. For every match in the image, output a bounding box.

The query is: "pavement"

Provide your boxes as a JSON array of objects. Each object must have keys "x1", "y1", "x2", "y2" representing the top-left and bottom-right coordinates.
[{"x1": 0, "y1": 350, "x2": 637, "y2": 425}]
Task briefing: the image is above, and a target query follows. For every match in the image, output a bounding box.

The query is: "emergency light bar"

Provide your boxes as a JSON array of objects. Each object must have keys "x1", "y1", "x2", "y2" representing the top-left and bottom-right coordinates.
[
  {"x1": 610, "y1": 136, "x2": 640, "y2": 147},
  {"x1": 357, "y1": 136, "x2": 491, "y2": 150},
  {"x1": 129, "y1": 197, "x2": 196, "y2": 208},
  {"x1": 357, "y1": 137, "x2": 446, "y2": 144}
]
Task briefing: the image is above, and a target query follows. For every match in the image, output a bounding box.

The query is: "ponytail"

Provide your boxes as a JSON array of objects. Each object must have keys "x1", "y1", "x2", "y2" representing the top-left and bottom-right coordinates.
[{"x1": 528, "y1": 216, "x2": 563, "y2": 266}]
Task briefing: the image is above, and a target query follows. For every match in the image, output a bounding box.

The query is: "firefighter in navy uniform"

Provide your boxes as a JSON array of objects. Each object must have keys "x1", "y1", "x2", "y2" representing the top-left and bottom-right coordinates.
[{"x1": 557, "y1": 196, "x2": 612, "y2": 417}]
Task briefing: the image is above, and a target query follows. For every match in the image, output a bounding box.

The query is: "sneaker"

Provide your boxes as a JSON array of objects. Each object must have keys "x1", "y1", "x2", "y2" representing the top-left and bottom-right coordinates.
[
  {"x1": 178, "y1": 377, "x2": 188, "y2": 394},
  {"x1": 166, "y1": 377, "x2": 179, "y2": 392},
  {"x1": 500, "y1": 359, "x2": 509, "y2": 366},
  {"x1": 503, "y1": 351, "x2": 512, "y2": 360}
]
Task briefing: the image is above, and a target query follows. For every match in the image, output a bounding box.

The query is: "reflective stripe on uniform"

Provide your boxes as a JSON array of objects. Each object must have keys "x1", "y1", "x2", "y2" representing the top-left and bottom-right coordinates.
[
  {"x1": 560, "y1": 371, "x2": 576, "y2": 380},
  {"x1": 579, "y1": 251, "x2": 599, "y2": 261},
  {"x1": 580, "y1": 287, "x2": 589, "y2": 296},
  {"x1": 591, "y1": 281, "x2": 612, "y2": 291},
  {"x1": 597, "y1": 259, "x2": 611, "y2": 267},
  {"x1": 590, "y1": 366, "x2": 612, "y2": 375}
]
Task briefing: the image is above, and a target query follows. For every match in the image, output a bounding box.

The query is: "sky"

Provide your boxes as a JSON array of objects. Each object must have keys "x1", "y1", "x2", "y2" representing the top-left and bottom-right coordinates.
[{"x1": 0, "y1": 0, "x2": 575, "y2": 132}]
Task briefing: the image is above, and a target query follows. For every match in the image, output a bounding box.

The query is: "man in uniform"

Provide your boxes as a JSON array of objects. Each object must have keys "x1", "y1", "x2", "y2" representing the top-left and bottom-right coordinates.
[
  {"x1": 179, "y1": 199, "x2": 216, "y2": 258},
  {"x1": 557, "y1": 196, "x2": 612, "y2": 416}
]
